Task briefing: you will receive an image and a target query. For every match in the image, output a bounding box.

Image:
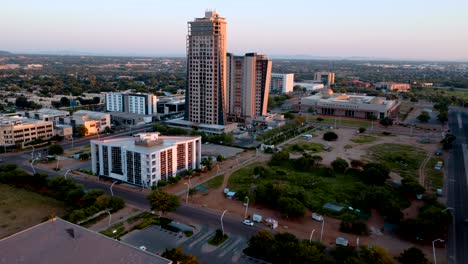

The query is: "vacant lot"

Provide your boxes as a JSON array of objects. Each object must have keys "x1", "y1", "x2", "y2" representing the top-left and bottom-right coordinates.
[
  {"x1": 367, "y1": 143, "x2": 427, "y2": 179},
  {"x1": 0, "y1": 184, "x2": 65, "y2": 239},
  {"x1": 228, "y1": 162, "x2": 365, "y2": 211}
]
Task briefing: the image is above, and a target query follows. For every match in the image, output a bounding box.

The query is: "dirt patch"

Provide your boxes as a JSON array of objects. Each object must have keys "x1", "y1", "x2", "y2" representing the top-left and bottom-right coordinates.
[{"x1": 34, "y1": 156, "x2": 87, "y2": 171}]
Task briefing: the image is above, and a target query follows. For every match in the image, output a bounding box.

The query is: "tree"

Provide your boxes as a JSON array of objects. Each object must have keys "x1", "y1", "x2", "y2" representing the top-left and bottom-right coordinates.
[
  {"x1": 358, "y1": 127, "x2": 366, "y2": 133},
  {"x1": 79, "y1": 153, "x2": 90, "y2": 160},
  {"x1": 15, "y1": 96, "x2": 29, "y2": 108},
  {"x1": 76, "y1": 124, "x2": 88, "y2": 137},
  {"x1": 437, "y1": 111, "x2": 448, "y2": 123},
  {"x1": 359, "y1": 245, "x2": 393, "y2": 264},
  {"x1": 316, "y1": 117, "x2": 324, "y2": 122},
  {"x1": 162, "y1": 247, "x2": 200, "y2": 264},
  {"x1": 311, "y1": 155, "x2": 323, "y2": 167},
  {"x1": 104, "y1": 126, "x2": 112, "y2": 134},
  {"x1": 379, "y1": 117, "x2": 393, "y2": 127},
  {"x1": 147, "y1": 190, "x2": 180, "y2": 216},
  {"x1": 361, "y1": 163, "x2": 390, "y2": 185},
  {"x1": 216, "y1": 155, "x2": 224, "y2": 162},
  {"x1": 277, "y1": 196, "x2": 305, "y2": 218},
  {"x1": 397, "y1": 247, "x2": 429, "y2": 264},
  {"x1": 417, "y1": 111, "x2": 430, "y2": 123},
  {"x1": 323, "y1": 131, "x2": 338, "y2": 141},
  {"x1": 401, "y1": 178, "x2": 425, "y2": 195},
  {"x1": 270, "y1": 150, "x2": 290, "y2": 165},
  {"x1": 201, "y1": 157, "x2": 213, "y2": 171},
  {"x1": 60, "y1": 97, "x2": 70, "y2": 107},
  {"x1": 331, "y1": 158, "x2": 349, "y2": 173},
  {"x1": 48, "y1": 144, "x2": 64, "y2": 155}
]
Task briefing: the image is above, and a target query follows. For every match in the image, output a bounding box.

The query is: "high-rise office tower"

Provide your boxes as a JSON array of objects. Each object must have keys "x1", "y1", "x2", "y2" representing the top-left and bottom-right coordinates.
[
  {"x1": 226, "y1": 53, "x2": 272, "y2": 123},
  {"x1": 185, "y1": 11, "x2": 227, "y2": 125}
]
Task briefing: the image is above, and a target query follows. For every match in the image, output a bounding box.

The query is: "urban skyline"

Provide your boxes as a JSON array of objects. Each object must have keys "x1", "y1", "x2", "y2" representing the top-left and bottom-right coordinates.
[{"x1": 1, "y1": 0, "x2": 467, "y2": 61}]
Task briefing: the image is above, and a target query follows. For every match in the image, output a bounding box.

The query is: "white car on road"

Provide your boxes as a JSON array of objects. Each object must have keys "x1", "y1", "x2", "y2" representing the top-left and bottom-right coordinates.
[
  {"x1": 312, "y1": 213, "x2": 324, "y2": 222},
  {"x1": 243, "y1": 220, "x2": 254, "y2": 226}
]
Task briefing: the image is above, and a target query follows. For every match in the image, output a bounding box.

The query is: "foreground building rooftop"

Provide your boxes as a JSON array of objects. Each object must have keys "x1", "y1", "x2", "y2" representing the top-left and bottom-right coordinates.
[{"x1": 0, "y1": 218, "x2": 171, "y2": 264}]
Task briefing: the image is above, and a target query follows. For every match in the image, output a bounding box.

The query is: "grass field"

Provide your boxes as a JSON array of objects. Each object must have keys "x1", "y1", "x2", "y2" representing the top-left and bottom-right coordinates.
[
  {"x1": 204, "y1": 174, "x2": 225, "y2": 189},
  {"x1": 367, "y1": 143, "x2": 427, "y2": 179},
  {"x1": 0, "y1": 184, "x2": 65, "y2": 239},
  {"x1": 413, "y1": 87, "x2": 468, "y2": 101},
  {"x1": 351, "y1": 135, "x2": 378, "y2": 144},
  {"x1": 426, "y1": 158, "x2": 444, "y2": 190},
  {"x1": 283, "y1": 141, "x2": 324, "y2": 153}
]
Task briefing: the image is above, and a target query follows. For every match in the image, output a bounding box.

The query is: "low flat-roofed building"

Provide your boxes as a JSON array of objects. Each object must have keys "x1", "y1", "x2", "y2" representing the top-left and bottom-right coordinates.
[
  {"x1": 375, "y1": 82, "x2": 410, "y2": 92},
  {"x1": 165, "y1": 119, "x2": 237, "y2": 135},
  {"x1": 300, "y1": 88, "x2": 400, "y2": 119},
  {"x1": 23, "y1": 108, "x2": 70, "y2": 124},
  {"x1": 91, "y1": 132, "x2": 201, "y2": 187},
  {"x1": 0, "y1": 217, "x2": 171, "y2": 264},
  {"x1": 0, "y1": 115, "x2": 54, "y2": 147},
  {"x1": 54, "y1": 124, "x2": 73, "y2": 139},
  {"x1": 65, "y1": 110, "x2": 110, "y2": 136},
  {"x1": 110, "y1": 112, "x2": 153, "y2": 126}
]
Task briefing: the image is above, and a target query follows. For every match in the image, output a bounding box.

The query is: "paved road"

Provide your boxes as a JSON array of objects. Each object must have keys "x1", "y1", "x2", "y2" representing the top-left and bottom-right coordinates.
[
  {"x1": 72, "y1": 176, "x2": 261, "y2": 239},
  {"x1": 446, "y1": 109, "x2": 468, "y2": 264}
]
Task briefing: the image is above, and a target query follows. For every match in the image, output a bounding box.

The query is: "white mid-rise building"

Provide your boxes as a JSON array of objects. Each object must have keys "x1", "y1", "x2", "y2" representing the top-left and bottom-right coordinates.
[
  {"x1": 91, "y1": 133, "x2": 201, "y2": 187},
  {"x1": 105, "y1": 92, "x2": 158, "y2": 115},
  {"x1": 106, "y1": 93, "x2": 124, "y2": 112},
  {"x1": 270, "y1": 73, "x2": 294, "y2": 94}
]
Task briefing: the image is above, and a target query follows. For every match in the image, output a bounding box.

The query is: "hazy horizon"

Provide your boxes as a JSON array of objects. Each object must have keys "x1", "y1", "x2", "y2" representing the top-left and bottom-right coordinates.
[{"x1": 1, "y1": 0, "x2": 467, "y2": 61}]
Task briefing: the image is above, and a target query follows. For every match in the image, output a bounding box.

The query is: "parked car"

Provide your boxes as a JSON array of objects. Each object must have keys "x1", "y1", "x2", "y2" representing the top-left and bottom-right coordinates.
[
  {"x1": 243, "y1": 220, "x2": 254, "y2": 226},
  {"x1": 139, "y1": 246, "x2": 147, "y2": 251},
  {"x1": 312, "y1": 213, "x2": 324, "y2": 222},
  {"x1": 435, "y1": 149, "x2": 442, "y2": 156}
]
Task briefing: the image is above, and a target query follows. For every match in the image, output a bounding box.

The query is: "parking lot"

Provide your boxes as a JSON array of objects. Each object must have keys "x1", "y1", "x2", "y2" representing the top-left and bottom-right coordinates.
[
  {"x1": 121, "y1": 225, "x2": 262, "y2": 264},
  {"x1": 201, "y1": 144, "x2": 245, "y2": 158}
]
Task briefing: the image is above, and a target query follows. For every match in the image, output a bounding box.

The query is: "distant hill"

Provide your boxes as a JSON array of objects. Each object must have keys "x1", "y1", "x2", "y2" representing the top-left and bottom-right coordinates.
[{"x1": 0, "y1": 51, "x2": 13, "y2": 55}]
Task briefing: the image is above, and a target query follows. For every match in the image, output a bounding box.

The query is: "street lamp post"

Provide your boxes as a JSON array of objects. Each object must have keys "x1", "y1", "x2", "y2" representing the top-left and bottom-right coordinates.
[
  {"x1": 432, "y1": 238, "x2": 444, "y2": 264},
  {"x1": 309, "y1": 229, "x2": 316, "y2": 242},
  {"x1": 107, "y1": 211, "x2": 112, "y2": 227},
  {"x1": 320, "y1": 219, "x2": 325, "y2": 242},
  {"x1": 442, "y1": 207, "x2": 454, "y2": 213},
  {"x1": 64, "y1": 169, "x2": 71, "y2": 179},
  {"x1": 55, "y1": 155, "x2": 60, "y2": 171},
  {"x1": 184, "y1": 182, "x2": 190, "y2": 204},
  {"x1": 31, "y1": 146, "x2": 35, "y2": 160},
  {"x1": 220, "y1": 210, "x2": 228, "y2": 236},
  {"x1": 110, "y1": 181, "x2": 118, "y2": 196},
  {"x1": 244, "y1": 196, "x2": 249, "y2": 219},
  {"x1": 30, "y1": 158, "x2": 37, "y2": 174}
]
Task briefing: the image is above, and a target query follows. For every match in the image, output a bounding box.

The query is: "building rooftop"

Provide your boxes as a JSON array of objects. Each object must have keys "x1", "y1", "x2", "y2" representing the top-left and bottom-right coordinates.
[
  {"x1": 92, "y1": 132, "x2": 200, "y2": 152},
  {"x1": 0, "y1": 115, "x2": 51, "y2": 126},
  {"x1": 30, "y1": 108, "x2": 70, "y2": 116},
  {"x1": 0, "y1": 218, "x2": 171, "y2": 264},
  {"x1": 110, "y1": 112, "x2": 153, "y2": 118},
  {"x1": 304, "y1": 92, "x2": 393, "y2": 105},
  {"x1": 73, "y1": 110, "x2": 109, "y2": 119}
]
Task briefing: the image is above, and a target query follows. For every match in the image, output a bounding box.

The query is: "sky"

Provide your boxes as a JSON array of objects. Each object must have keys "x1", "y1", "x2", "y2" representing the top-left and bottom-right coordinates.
[{"x1": 1, "y1": 0, "x2": 467, "y2": 61}]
